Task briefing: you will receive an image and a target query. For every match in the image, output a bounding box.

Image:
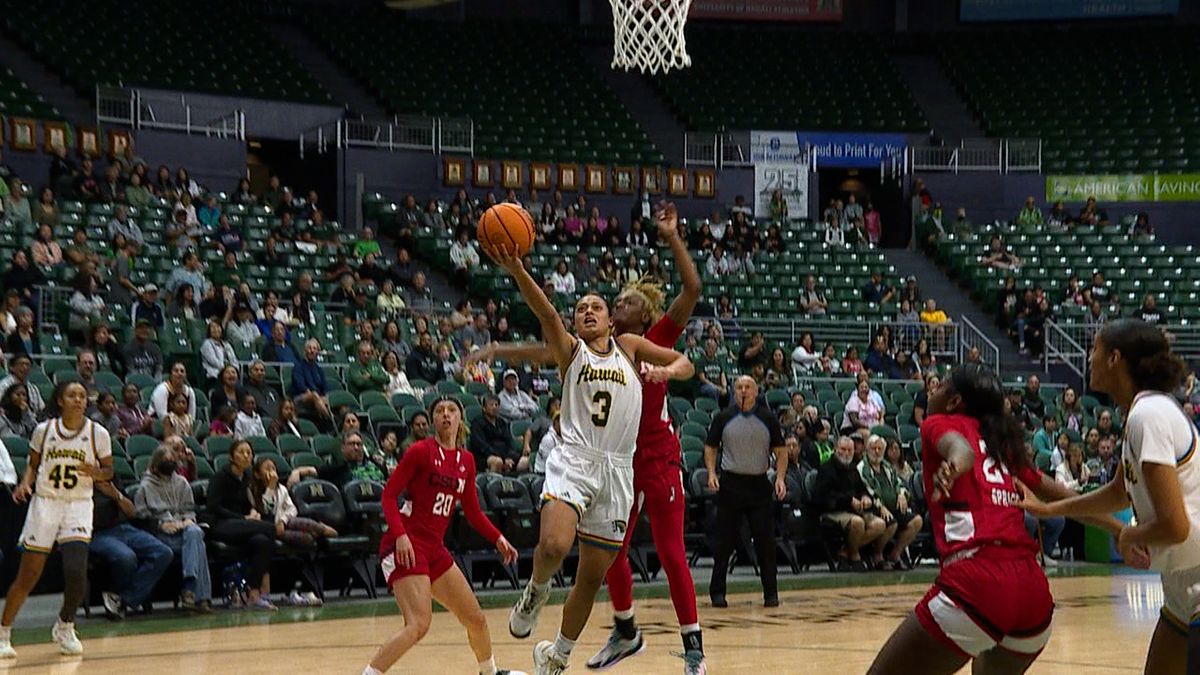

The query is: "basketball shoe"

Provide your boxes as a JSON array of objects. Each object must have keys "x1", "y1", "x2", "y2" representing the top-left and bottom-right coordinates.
[
  {"x1": 508, "y1": 582, "x2": 549, "y2": 639},
  {"x1": 585, "y1": 627, "x2": 644, "y2": 669}
]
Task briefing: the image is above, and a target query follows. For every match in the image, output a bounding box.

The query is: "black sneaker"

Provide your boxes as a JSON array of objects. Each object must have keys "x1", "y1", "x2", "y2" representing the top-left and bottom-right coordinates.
[
  {"x1": 710, "y1": 595, "x2": 728, "y2": 608},
  {"x1": 586, "y1": 628, "x2": 645, "y2": 669},
  {"x1": 764, "y1": 596, "x2": 780, "y2": 608}
]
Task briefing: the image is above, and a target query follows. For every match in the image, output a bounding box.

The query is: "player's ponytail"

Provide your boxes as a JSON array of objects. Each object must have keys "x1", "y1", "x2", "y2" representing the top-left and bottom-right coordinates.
[
  {"x1": 1097, "y1": 319, "x2": 1186, "y2": 393},
  {"x1": 950, "y1": 364, "x2": 1030, "y2": 474}
]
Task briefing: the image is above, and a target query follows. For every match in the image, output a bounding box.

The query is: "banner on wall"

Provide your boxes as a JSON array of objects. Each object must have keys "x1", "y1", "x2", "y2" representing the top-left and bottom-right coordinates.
[
  {"x1": 754, "y1": 162, "x2": 808, "y2": 219},
  {"x1": 961, "y1": 0, "x2": 1178, "y2": 22},
  {"x1": 749, "y1": 130, "x2": 905, "y2": 168},
  {"x1": 749, "y1": 130, "x2": 807, "y2": 164},
  {"x1": 1046, "y1": 174, "x2": 1200, "y2": 202},
  {"x1": 690, "y1": 0, "x2": 843, "y2": 22}
]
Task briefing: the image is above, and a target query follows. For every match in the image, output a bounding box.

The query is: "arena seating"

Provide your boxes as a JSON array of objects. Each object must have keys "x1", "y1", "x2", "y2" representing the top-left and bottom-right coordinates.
[
  {"x1": 308, "y1": 9, "x2": 663, "y2": 165},
  {"x1": 938, "y1": 28, "x2": 1200, "y2": 173},
  {"x1": 0, "y1": 0, "x2": 330, "y2": 103},
  {"x1": 0, "y1": 66, "x2": 59, "y2": 119},
  {"x1": 930, "y1": 221, "x2": 1200, "y2": 323},
  {"x1": 652, "y1": 26, "x2": 927, "y2": 132}
]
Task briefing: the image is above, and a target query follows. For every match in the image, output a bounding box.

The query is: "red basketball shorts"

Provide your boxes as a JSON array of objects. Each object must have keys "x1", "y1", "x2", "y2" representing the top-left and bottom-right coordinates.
[
  {"x1": 380, "y1": 538, "x2": 456, "y2": 588},
  {"x1": 915, "y1": 549, "x2": 1054, "y2": 657}
]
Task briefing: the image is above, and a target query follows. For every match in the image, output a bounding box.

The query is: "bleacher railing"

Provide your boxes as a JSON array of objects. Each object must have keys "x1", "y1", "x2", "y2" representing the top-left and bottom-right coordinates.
[
  {"x1": 1048, "y1": 320, "x2": 1200, "y2": 374},
  {"x1": 959, "y1": 316, "x2": 1001, "y2": 375},
  {"x1": 299, "y1": 116, "x2": 474, "y2": 157},
  {"x1": 96, "y1": 86, "x2": 245, "y2": 140},
  {"x1": 729, "y1": 317, "x2": 961, "y2": 365},
  {"x1": 683, "y1": 130, "x2": 757, "y2": 168},
  {"x1": 908, "y1": 138, "x2": 1041, "y2": 174}
]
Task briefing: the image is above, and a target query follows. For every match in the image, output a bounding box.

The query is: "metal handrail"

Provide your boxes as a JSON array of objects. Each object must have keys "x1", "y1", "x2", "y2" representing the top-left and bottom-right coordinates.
[
  {"x1": 1043, "y1": 320, "x2": 1088, "y2": 380},
  {"x1": 960, "y1": 316, "x2": 1001, "y2": 375}
]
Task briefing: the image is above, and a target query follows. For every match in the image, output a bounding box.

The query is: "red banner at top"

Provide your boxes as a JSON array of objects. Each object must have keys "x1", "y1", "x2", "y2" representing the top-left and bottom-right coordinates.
[{"x1": 689, "y1": 0, "x2": 843, "y2": 22}]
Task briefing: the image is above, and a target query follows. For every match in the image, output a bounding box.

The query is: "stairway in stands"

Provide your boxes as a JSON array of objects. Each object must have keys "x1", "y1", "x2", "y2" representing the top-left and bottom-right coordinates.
[
  {"x1": 885, "y1": 248, "x2": 1042, "y2": 378},
  {"x1": 267, "y1": 22, "x2": 387, "y2": 120}
]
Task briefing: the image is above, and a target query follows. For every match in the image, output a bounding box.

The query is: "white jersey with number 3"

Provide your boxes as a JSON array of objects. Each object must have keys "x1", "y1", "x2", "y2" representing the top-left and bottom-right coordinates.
[
  {"x1": 560, "y1": 338, "x2": 643, "y2": 461},
  {"x1": 1121, "y1": 392, "x2": 1200, "y2": 572},
  {"x1": 32, "y1": 418, "x2": 111, "y2": 501}
]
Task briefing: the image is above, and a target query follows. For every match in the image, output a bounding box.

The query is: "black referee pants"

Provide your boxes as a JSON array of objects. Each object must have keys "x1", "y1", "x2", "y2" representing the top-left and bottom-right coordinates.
[{"x1": 709, "y1": 472, "x2": 777, "y2": 601}]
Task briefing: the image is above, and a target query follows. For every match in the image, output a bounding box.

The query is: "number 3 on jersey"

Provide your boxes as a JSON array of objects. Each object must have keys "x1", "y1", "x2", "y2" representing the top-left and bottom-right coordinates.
[
  {"x1": 48, "y1": 465, "x2": 79, "y2": 490},
  {"x1": 432, "y1": 492, "x2": 454, "y2": 517},
  {"x1": 591, "y1": 391, "x2": 612, "y2": 427}
]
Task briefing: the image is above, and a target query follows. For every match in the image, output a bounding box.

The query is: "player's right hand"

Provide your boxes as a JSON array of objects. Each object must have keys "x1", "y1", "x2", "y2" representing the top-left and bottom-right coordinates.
[
  {"x1": 1013, "y1": 479, "x2": 1051, "y2": 516},
  {"x1": 11, "y1": 483, "x2": 31, "y2": 504},
  {"x1": 655, "y1": 201, "x2": 679, "y2": 239},
  {"x1": 395, "y1": 534, "x2": 416, "y2": 569},
  {"x1": 482, "y1": 241, "x2": 522, "y2": 274},
  {"x1": 930, "y1": 458, "x2": 961, "y2": 502}
]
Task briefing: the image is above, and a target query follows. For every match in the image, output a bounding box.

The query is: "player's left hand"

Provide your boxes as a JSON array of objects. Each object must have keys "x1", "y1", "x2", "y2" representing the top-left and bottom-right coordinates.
[
  {"x1": 495, "y1": 536, "x2": 518, "y2": 566},
  {"x1": 642, "y1": 365, "x2": 672, "y2": 382},
  {"x1": 481, "y1": 241, "x2": 523, "y2": 275},
  {"x1": 77, "y1": 462, "x2": 104, "y2": 478},
  {"x1": 930, "y1": 458, "x2": 960, "y2": 502},
  {"x1": 11, "y1": 483, "x2": 32, "y2": 503},
  {"x1": 774, "y1": 477, "x2": 787, "y2": 501},
  {"x1": 1117, "y1": 526, "x2": 1153, "y2": 569}
]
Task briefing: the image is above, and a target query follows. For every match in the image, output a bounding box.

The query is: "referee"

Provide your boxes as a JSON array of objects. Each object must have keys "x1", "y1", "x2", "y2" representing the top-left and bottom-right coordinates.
[{"x1": 704, "y1": 375, "x2": 787, "y2": 608}]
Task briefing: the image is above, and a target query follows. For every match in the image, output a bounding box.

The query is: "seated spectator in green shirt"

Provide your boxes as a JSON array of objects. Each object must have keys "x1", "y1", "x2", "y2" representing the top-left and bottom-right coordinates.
[
  {"x1": 209, "y1": 251, "x2": 242, "y2": 291},
  {"x1": 347, "y1": 340, "x2": 389, "y2": 397},
  {"x1": 125, "y1": 172, "x2": 153, "y2": 209},
  {"x1": 353, "y1": 227, "x2": 382, "y2": 259},
  {"x1": 1016, "y1": 196, "x2": 1043, "y2": 227}
]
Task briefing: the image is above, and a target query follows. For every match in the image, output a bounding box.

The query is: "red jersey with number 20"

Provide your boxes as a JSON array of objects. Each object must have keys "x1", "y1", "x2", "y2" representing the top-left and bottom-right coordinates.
[
  {"x1": 379, "y1": 437, "x2": 500, "y2": 557},
  {"x1": 920, "y1": 413, "x2": 1042, "y2": 560},
  {"x1": 634, "y1": 315, "x2": 685, "y2": 468}
]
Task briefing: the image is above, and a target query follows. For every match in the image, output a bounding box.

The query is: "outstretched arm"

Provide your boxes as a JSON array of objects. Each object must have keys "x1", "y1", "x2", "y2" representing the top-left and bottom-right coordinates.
[
  {"x1": 466, "y1": 341, "x2": 556, "y2": 368},
  {"x1": 657, "y1": 203, "x2": 702, "y2": 327},
  {"x1": 616, "y1": 333, "x2": 693, "y2": 381},
  {"x1": 1031, "y1": 474, "x2": 1124, "y2": 534},
  {"x1": 483, "y1": 242, "x2": 575, "y2": 368}
]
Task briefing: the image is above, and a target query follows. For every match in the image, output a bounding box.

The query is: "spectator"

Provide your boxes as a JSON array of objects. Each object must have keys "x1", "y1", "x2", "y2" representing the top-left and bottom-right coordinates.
[
  {"x1": 213, "y1": 216, "x2": 243, "y2": 254},
  {"x1": 768, "y1": 188, "x2": 788, "y2": 222},
  {"x1": 705, "y1": 244, "x2": 734, "y2": 277},
  {"x1": 797, "y1": 275, "x2": 828, "y2": 316},
  {"x1": 356, "y1": 253, "x2": 388, "y2": 288},
  {"x1": 1092, "y1": 436, "x2": 1119, "y2": 484},
  {"x1": 165, "y1": 252, "x2": 210, "y2": 299},
  {"x1": 841, "y1": 345, "x2": 864, "y2": 376},
  {"x1": 406, "y1": 332, "x2": 443, "y2": 384},
  {"x1": 267, "y1": 398, "x2": 303, "y2": 443},
  {"x1": 843, "y1": 193, "x2": 864, "y2": 225},
  {"x1": 381, "y1": 350, "x2": 418, "y2": 400},
  {"x1": 863, "y1": 336, "x2": 898, "y2": 378},
  {"x1": 406, "y1": 271, "x2": 435, "y2": 315},
  {"x1": 316, "y1": 432, "x2": 386, "y2": 486},
  {"x1": 1077, "y1": 195, "x2": 1107, "y2": 225},
  {"x1": 1094, "y1": 408, "x2": 1119, "y2": 442},
  {"x1": 1022, "y1": 375, "x2": 1046, "y2": 419},
  {"x1": 790, "y1": 332, "x2": 820, "y2": 375},
  {"x1": 1016, "y1": 196, "x2": 1044, "y2": 227},
  {"x1": 766, "y1": 347, "x2": 792, "y2": 389},
  {"x1": 694, "y1": 338, "x2": 728, "y2": 400},
  {"x1": 108, "y1": 205, "x2": 145, "y2": 249},
  {"x1": 234, "y1": 394, "x2": 266, "y2": 440},
  {"x1": 0, "y1": 383, "x2": 36, "y2": 439},
  {"x1": 250, "y1": 456, "x2": 337, "y2": 557},
  {"x1": 842, "y1": 380, "x2": 884, "y2": 434},
  {"x1": 1136, "y1": 294, "x2": 1164, "y2": 325},
  {"x1": 1031, "y1": 415, "x2": 1058, "y2": 469},
  {"x1": 777, "y1": 392, "x2": 808, "y2": 429},
  {"x1": 34, "y1": 187, "x2": 60, "y2": 229},
  {"x1": 498, "y1": 369, "x2": 539, "y2": 422},
  {"x1": 460, "y1": 314, "x2": 492, "y2": 352},
  {"x1": 913, "y1": 373, "x2": 937, "y2": 426},
  {"x1": 151, "y1": 362, "x2": 197, "y2": 419},
  {"x1": 470, "y1": 394, "x2": 525, "y2": 473},
  {"x1": 226, "y1": 303, "x2": 260, "y2": 347},
  {"x1": 863, "y1": 201, "x2": 881, "y2": 245},
  {"x1": 1054, "y1": 443, "x2": 1090, "y2": 492},
  {"x1": 290, "y1": 338, "x2": 333, "y2": 425},
  {"x1": 704, "y1": 376, "x2": 786, "y2": 607},
  {"x1": 619, "y1": 253, "x2": 642, "y2": 285},
  {"x1": 3, "y1": 305, "x2": 36, "y2": 356},
  {"x1": 29, "y1": 223, "x2": 63, "y2": 272},
  {"x1": 981, "y1": 235, "x2": 1022, "y2": 270},
  {"x1": 260, "y1": 321, "x2": 297, "y2": 364},
  {"x1": 116, "y1": 383, "x2": 152, "y2": 438},
  {"x1": 240, "y1": 361, "x2": 279, "y2": 420},
  {"x1": 1046, "y1": 200, "x2": 1070, "y2": 229},
  {"x1": 206, "y1": 440, "x2": 276, "y2": 610},
  {"x1": 738, "y1": 331, "x2": 769, "y2": 371},
  {"x1": 0, "y1": 353, "x2": 42, "y2": 418},
  {"x1": 131, "y1": 284, "x2": 165, "y2": 328},
  {"x1": 861, "y1": 271, "x2": 894, "y2": 305},
  {"x1": 376, "y1": 279, "x2": 406, "y2": 319},
  {"x1": 163, "y1": 392, "x2": 196, "y2": 440},
  {"x1": 823, "y1": 215, "x2": 845, "y2": 247},
  {"x1": 814, "y1": 435, "x2": 890, "y2": 571},
  {"x1": 89, "y1": 478, "x2": 173, "y2": 620},
  {"x1": 449, "y1": 228, "x2": 480, "y2": 285},
  {"x1": 89, "y1": 323, "x2": 127, "y2": 379},
  {"x1": 1057, "y1": 386, "x2": 1085, "y2": 434},
  {"x1": 107, "y1": 237, "x2": 138, "y2": 309},
  {"x1": 547, "y1": 260, "x2": 576, "y2": 296},
  {"x1": 67, "y1": 272, "x2": 105, "y2": 345},
  {"x1": 347, "y1": 340, "x2": 388, "y2": 397},
  {"x1": 858, "y1": 435, "x2": 922, "y2": 570},
  {"x1": 1084, "y1": 271, "x2": 1110, "y2": 307},
  {"x1": 3, "y1": 250, "x2": 45, "y2": 308},
  {"x1": 122, "y1": 319, "x2": 163, "y2": 380},
  {"x1": 884, "y1": 438, "x2": 914, "y2": 483},
  {"x1": 200, "y1": 321, "x2": 238, "y2": 387},
  {"x1": 1024, "y1": 297, "x2": 1051, "y2": 358},
  {"x1": 125, "y1": 172, "x2": 152, "y2": 209}
]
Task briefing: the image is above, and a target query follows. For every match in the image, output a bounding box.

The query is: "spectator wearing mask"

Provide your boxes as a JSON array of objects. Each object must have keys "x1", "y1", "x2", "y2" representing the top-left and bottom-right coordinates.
[
  {"x1": 135, "y1": 443, "x2": 213, "y2": 612},
  {"x1": 498, "y1": 369, "x2": 539, "y2": 422}
]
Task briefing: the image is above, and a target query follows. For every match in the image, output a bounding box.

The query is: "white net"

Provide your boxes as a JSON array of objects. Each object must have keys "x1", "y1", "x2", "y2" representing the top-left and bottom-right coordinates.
[{"x1": 610, "y1": 0, "x2": 693, "y2": 75}]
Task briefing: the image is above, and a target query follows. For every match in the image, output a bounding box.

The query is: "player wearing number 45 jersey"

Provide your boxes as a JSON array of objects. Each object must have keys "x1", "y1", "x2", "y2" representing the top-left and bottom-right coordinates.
[
  {"x1": 481, "y1": 224, "x2": 693, "y2": 675},
  {"x1": 362, "y1": 396, "x2": 526, "y2": 675},
  {"x1": 470, "y1": 202, "x2": 708, "y2": 674},
  {"x1": 0, "y1": 382, "x2": 114, "y2": 660},
  {"x1": 1020, "y1": 320, "x2": 1200, "y2": 675},
  {"x1": 869, "y1": 364, "x2": 1122, "y2": 675}
]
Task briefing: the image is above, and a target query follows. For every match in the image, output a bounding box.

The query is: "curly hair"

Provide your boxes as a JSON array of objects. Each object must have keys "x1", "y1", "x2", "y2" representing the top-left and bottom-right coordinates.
[
  {"x1": 619, "y1": 275, "x2": 667, "y2": 328},
  {"x1": 1097, "y1": 319, "x2": 1186, "y2": 393}
]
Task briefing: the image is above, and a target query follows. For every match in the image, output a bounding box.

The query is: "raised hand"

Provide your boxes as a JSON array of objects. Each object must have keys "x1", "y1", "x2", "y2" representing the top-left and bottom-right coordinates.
[{"x1": 655, "y1": 201, "x2": 679, "y2": 240}]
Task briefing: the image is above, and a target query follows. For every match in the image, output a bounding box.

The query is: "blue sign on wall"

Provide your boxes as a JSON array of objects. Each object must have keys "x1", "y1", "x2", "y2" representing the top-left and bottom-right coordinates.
[
  {"x1": 961, "y1": 0, "x2": 1179, "y2": 22},
  {"x1": 797, "y1": 132, "x2": 907, "y2": 169}
]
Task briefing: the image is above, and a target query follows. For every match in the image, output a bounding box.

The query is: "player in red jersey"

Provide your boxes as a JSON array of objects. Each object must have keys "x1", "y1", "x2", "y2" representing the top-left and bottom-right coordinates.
[
  {"x1": 868, "y1": 364, "x2": 1120, "y2": 675},
  {"x1": 362, "y1": 397, "x2": 525, "y2": 675},
  {"x1": 469, "y1": 202, "x2": 706, "y2": 674}
]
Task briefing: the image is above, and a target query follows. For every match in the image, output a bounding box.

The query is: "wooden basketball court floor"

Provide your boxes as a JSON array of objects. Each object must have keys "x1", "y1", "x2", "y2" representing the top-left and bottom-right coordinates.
[{"x1": 0, "y1": 570, "x2": 1164, "y2": 674}]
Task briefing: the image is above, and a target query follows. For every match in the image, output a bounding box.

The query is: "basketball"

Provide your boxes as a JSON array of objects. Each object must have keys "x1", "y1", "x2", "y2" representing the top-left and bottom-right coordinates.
[{"x1": 477, "y1": 202, "x2": 535, "y2": 258}]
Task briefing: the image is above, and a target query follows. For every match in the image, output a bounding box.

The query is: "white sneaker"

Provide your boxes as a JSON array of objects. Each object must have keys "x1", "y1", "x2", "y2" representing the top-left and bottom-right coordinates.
[
  {"x1": 302, "y1": 591, "x2": 323, "y2": 607},
  {"x1": 586, "y1": 628, "x2": 644, "y2": 669},
  {"x1": 533, "y1": 641, "x2": 568, "y2": 675},
  {"x1": 52, "y1": 620, "x2": 83, "y2": 656},
  {"x1": 681, "y1": 649, "x2": 707, "y2": 675},
  {"x1": 0, "y1": 627, "x2": 15, "y2": 659},
  {"x1": 508, "y1": 583, "x2": 549, "y2": 639},
  {"x1": 286, "y1": 590, "x2": 306, "y2": 606}
]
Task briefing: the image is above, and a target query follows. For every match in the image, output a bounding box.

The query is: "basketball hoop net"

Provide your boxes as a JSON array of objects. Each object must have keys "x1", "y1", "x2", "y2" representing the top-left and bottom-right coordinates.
[{"x1": 610, "y1": 0, "x2": 693, "y2": 75}]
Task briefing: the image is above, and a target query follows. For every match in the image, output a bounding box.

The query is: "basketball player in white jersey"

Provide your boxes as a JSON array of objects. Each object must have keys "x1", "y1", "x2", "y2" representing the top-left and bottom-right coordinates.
[
  {"x1": 0, "y1": 381, "x2": 113, "y2": 658},
  {"x1": 482, "y1": 240, "x2": 693, "y2": 675},
  {"x1": 1020, "y1": 319, "x2": 1200, "y2": 674}
]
